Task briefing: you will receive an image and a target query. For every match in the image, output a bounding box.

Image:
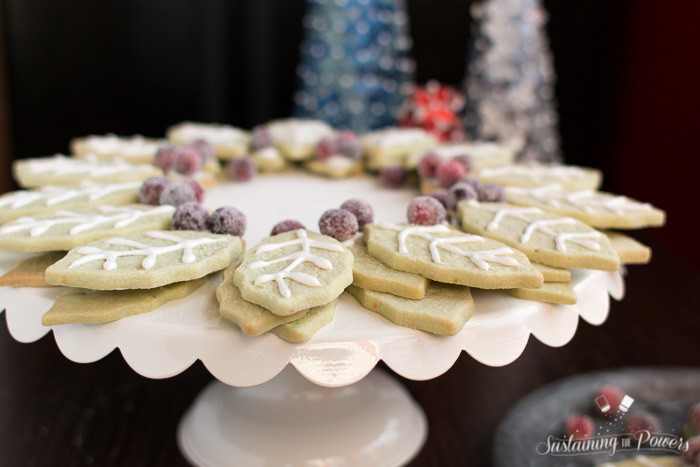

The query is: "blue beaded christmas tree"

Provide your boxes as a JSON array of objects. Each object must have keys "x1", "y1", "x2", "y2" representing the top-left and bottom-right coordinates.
[{"x1": 293, "y1": 0, "x2": 415, "y2": 132}]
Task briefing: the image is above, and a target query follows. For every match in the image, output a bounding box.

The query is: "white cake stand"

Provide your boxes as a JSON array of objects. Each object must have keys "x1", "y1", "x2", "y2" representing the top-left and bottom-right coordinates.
[{"x1": 0, "y1": 171, "x2": 625, "y2": 466}]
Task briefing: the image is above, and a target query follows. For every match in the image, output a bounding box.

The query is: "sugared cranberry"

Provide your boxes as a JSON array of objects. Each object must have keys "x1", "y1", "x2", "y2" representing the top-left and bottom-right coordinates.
[
  {"x1": 251, "y1": 126, "x2": 274, "y2": 150},
  {"x1": 682, "y1": 436, "x2": 700, "y2": 464},
  {"x1": 172, "y1": 202, "x2": 209, "y2": 231},
  {"x1": 340, "y1": 199, "x2": 373, "y2": 231},
  {"x1": 183, "y1": 179, "x2": 205, "y2": 203},
  {"x1": 461, "y1": 176, "x2": 483, "y2": 191},
  {"x1": 187, "y1": 139, "x2": 216, "y2": 163},
  {"x1": 336, "y1": 132, "x2": 362, "y2": 159},
  {"x1": 436, "y1": 159, "x2": 466, "y2": 188},
  {"x1": 154, "y1": 145, "x2": 178, "y2": 172},
  {"x1": 173, "y1": 147, "x2": 203, "y2": 175},
  {"x1": 315, "y1": 137, "x2": 338, "y2": 160},
  {"x1": 452, "y1": 154, "x2": 474, "y2": 173},
  {"x1": 478, "y1": 182, "x2": 507, "y2": 202},
  {"x1": 379, "y1": 165, "x2": 408, "y2": 189},
  {"x1": 418, "y1": 152, "x2": 443, "y2": 179},
  {"x1": 624, "y1": 411, "x2": 661, "y2": 442},
  {"x1": 159, "y1": 181, "x2": 197, "y2": 207},
  {"x1": 407, "y1": 196, "x2": 446, "y2": 225},
  {"x1": 208, "y1": 206, "x2": 246, "y2": 236},
  {"x1": 319, "y1": 208, "x2": 358, "y2": 242},
  {"x1": 227, "y1": 158, "x2": 257, "y2": 182},
  {"x1": 687, "y1": 403, "x2": 700, "y2": 434},
  {"x1": 564, "y1": 414, "x2": 595, "y2": 441},
  {"x1": 428, "y1": 189, "x2": 449, "y2": 208},
  {"x1": 271, "y1": 219, "x2": 306, "y2": 236},
  {"x1": 447, "y1": 181, "x2": 478, "y2": 211},
  {"x1": 139, "y1": 176, "x2": 170, "y2": 205},
  {"x1": 593, "y1": 386, "x2": 625, "y2": 418}
]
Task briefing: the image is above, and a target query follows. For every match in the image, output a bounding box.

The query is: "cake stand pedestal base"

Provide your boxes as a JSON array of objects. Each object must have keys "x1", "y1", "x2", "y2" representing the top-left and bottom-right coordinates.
[{"x1": 177, "y1": 366, "x2": 427, "y2": 467}]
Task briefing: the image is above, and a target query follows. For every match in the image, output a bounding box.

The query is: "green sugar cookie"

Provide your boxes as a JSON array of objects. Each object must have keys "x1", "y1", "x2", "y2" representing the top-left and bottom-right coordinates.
[
  {"x1": 45, "y1": 230, "x2": 243, "y2": 290},
  {"x1": 364, "y1": 223, "x2": 542, "y2": 289},
  {"x1": 502, "y1": 281, "x2": 577, "y2": 305},
  {"x1": 233, "y1": 229, "x2": 353, "y2": 316},
  {"x1": 271, "y1": 299, "x2": 337, "y2": 343}
]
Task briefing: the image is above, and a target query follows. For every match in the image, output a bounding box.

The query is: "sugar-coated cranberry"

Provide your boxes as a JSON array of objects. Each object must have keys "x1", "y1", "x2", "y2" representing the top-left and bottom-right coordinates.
[
  {"x1": 315, "y1": 137, "x2": 338, "y2": 160},
  {"x1": 478, "y1": 182, "x2": 507, "y2": 202},
  {"x1": 564, "y1": 414, "x2": 595, "y2": 441},
  {"x1": 461, "y1": 176, "x2": 483, "y2": 191},
  {"x1": 624, "y1": 411, "x2": 661, "y2": 442},
  {"x1": 174, "y1": 147, "x2": 203, "y2": 175},
  {"x1": 187, "y1": 139, "x2": 216, "y2": 163},
  {"x1": 159, "y1": 180, "x2": 197, "y2": 207},
  {"x1": 183, "y1": 178, "x2": 205, "y2": 203},
  {"x1": 336, "y1": 132, "x2": 362, "y2": 159},
  {"x1": 227, "y1": 157, "x2": 257, "y2": 182},
  {"x1": 436, "y1": 159, "x2": 466, "y2": 188},
  {"x1": 593, "y1": 386, "x2": 625, "y2": 418},
  {"x1": 340, "y1": 199, "x2": 373, "y2": 231},
  {"x1": 452, "y1": 154, "x2": 474, "y2": 173},
  {"x1": 447, "y1": 181, "x2": 478, "y2": 211},
  {"x1": 172, "y1": 202, "x2": 209, "y2": 231},
  {"x1": 154, "y1": 144, "x2": 178, "y2": 172},
  {"x1": 379, "y1": 165, "x2": 408, "y2": 189},
  {"x1": 407, "y1": 196, "x2": 446, "y2": 225},
  {"x1": 208, "y1": 206, "x2": 246, "y2": 236},
  {"x1": 428, "y1": 189, "x2": 449, "y2": 208},
  {"x1": 319, "y1": 208, "x2": 358, "y2": 242},
  {"x1": 271, "y1": 219, "x2": 306, "y2": 236},
  {"x1": 688, "y1": 403, "x2": 700, "y2": 434},
  {"x1": 251, "y1": 126, "x2": 274, "y2": 150},
  {"x1": 418, "y1": 152, "x2": 444, "y2": 179},
  {"x1": 139, "y1": 176, "x2": 170, "y2": 205},
  {"x1": 682, "y1": 436, "x2": 700, "y2": 464}
]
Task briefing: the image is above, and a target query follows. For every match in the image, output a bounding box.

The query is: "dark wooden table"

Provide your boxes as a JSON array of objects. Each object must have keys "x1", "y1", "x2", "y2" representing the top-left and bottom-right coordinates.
[{"x1": 1, "y1": 231, "x2": 697, "y2": 467}]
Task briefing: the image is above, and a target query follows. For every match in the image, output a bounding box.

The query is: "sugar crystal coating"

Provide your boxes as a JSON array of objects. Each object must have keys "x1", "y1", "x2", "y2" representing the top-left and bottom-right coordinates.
[
  {"x1": 208, "y1": 206, "x2": 246, "y2": 236},
  {"x1": 187, "y1": 139, "x2": 216, "y2": 163},
  {"x1": 428, "y1": 188, "x2": 449, "y2": 208},
  {"x1": 407, "y1": 196, "x2": 446, "y2": 225},
  {"x1": 271, "y1": 219, "x2": 306, "y2": 236},
  {"x1": 159, "y1": 180, "x2": 197, "y2": 207},
  {"x1": 251, "y1": 126, "x2": 274, "y2": 150},
  {"x1": 315, "y1": 137, "x2": 338, "y2": 160},
  {"x1": 452, "y1": 154, "x2": 473, "y2": 172},
  {"x1": 139, "y1": 176, "x2": 170, "y2": 205},
  {"x1": 379, "y1": 165, "x2": 408, "y2": 189},
  {"x1": 174, "y1": 147, "x2": 203, "y2": 175},
  {"x1": 447, "y1": 181, "x2": 478, "y2": 210},
  {"x1": 319, "y1": 208, "x2": 358, "y2": 242},
  {"x1": 436, "y1": 159, "x2": 466, "y2": 187},
  {"x1": 418, "y1": 152, "x2": 443, "y2": 179},
  {"x1": 461, "y1": 176, "x2": 483, "y2": 191},
  {"x1": 340, "y1": 198, "x2": 373, "y2": 231},
  {"x1": 172, "y1": 202, "x2": 209, "y2": 231},
  {"x1": 336, "y1": 131, "x2": 362, "y2": 159},
  {"x1": 184, "y1": 178, "x2": 205, "y2": 203},
  {"x1": 478, "y1": 182, "x2": 507, "y2": 202},
  {"x1": 154, "y1": 145, "x2": 178, "y2": 172},
  {"x1": 624, "y1": 411, "x2": 661, "y2": 442},
  {"x1": 564, "y1": 414, "x2": 594, "y2": 441},
  {"x1": 227, "y1": 157, "x2": 257, "y2": 182}
]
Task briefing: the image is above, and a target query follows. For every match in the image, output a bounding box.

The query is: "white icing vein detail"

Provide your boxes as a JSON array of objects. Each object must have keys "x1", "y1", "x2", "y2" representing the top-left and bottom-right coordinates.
[
  {"x1": 0, "y1": 181, "x2": 142, "y2": 209},
  {"x1": 0, "y1": 205, "x2": 174, "y2": 237},
  {"x1": 378, "y1": 223, "x2": 521, "y2": 270},
  {"x1": 246, "y1": 229, "x2": 344, "y2": 298},
  {"x1": 22, "y1": 155, "x2": 155, "y2": 177},
  {"x1": 479, "y1": 164, "x2": 591, "y2": 182},
  {"x1": 480, "y1": 205, "x2": 603, "y2": 252},
  {"x1": 68, "y1": 231, "x2": 226, "y2": 270}
]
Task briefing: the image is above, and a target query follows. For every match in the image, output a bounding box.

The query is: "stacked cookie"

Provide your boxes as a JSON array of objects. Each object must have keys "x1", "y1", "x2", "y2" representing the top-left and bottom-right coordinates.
[
  {"x1": 347, "y1": 222, "x2": 543, "y2": 336},
  {"x1": 216, "y1": 229, "x2": 353, "y2": 342}
]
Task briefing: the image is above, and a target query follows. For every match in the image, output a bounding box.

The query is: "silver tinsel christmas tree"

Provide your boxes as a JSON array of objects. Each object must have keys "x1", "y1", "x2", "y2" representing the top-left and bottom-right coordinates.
[
  {"x1": 463, "y1": 0, "x2": 561, "y2": 163},
  {"x1": 293, "y1": 0, "x2": 415, "y2": 132}
]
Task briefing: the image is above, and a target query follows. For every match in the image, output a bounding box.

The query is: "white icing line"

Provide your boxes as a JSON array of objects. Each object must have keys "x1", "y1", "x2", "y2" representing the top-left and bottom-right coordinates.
[{"x1": 246, "y1": 230, "x2": 344, "y2": 298}]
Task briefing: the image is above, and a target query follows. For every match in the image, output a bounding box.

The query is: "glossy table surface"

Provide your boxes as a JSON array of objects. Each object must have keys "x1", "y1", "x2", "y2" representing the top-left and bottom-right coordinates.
[{"x1": 0, "y1": 231, "x2": 697, "y2": 467}]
